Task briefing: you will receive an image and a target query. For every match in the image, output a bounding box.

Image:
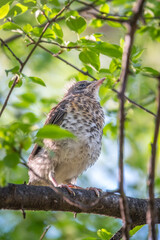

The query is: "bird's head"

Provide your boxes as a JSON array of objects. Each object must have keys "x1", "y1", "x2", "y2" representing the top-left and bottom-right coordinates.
[{"x1": 66, "y1": 78, "x2": 105, "y2": 99}]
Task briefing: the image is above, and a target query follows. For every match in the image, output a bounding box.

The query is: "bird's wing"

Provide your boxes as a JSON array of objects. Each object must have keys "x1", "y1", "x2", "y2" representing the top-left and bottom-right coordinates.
[{"x1": 29, "y1": 100, "x2": 67, "y2": 159}]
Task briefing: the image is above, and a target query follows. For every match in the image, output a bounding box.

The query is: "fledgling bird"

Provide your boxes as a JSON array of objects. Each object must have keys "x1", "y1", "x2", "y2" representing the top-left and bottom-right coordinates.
[{"x1": 28, "y1": 78, "x2": 105, "y2": 189}]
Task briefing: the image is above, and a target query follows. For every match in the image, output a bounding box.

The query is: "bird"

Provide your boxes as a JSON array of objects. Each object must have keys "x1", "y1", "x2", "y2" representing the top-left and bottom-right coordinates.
[{"x1": 28, "y1": 78, "x2": 105, "y2": 191}]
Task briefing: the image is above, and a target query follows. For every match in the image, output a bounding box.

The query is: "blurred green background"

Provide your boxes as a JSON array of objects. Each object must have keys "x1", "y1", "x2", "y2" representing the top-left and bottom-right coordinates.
[{"x1": 0, "y1": 0, "x2": 160, "y2": 239}]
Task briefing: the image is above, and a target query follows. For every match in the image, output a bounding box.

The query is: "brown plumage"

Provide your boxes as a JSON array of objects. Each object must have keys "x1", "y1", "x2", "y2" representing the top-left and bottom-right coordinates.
[{"x1": 28, "y1": 79, "x2": 105, "y2": 187}]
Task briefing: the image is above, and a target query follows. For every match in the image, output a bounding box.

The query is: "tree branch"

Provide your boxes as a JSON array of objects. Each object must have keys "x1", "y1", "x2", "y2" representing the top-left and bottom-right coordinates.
[
  {"x1": 147, "y1": 78, "x2": 160, "y2": 240},
  {"x1": 0, "y1": 75, "x2": 19, "y2": 117},
  {"x1": 33, "y1": 41, "x2": 156, "y2": 118},
  {"x1": 0, "y1": 0, "x2": 75, "y2": 118},
  {"x1": 118, "y1": 0, "x2": 146, "y2": 238},
  {"x1": 1, "y1": 184, "x2": 160, "y2": 226},
  {"x1": 112, "y1": 89, "x2": 156, "y2": 118}
]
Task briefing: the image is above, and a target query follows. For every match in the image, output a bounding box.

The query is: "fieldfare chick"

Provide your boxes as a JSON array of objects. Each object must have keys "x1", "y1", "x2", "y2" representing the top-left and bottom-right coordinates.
[{"x1": 28, "y1": 78, "x2": 105, "y2": 189}]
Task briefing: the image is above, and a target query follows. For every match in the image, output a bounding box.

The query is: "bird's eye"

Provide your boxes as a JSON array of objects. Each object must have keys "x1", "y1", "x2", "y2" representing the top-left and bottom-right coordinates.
[{"x1": 78, "y1": 83, "x2": 86, "y2": 89}]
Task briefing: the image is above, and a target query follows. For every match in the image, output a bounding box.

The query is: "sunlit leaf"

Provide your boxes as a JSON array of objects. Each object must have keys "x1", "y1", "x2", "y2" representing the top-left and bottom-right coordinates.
[
  {"x1": 100, "y1": 3, "x2": 110, "y2": 14},
  {"x1": 35, "y1": 10, "x2": 46, "y2": 24},
  {"x1": 52, "y1": 23, "x2": 63, "y2": 38},
  {"x1": 36, "y1": 125, "x2": 75, "y2": 139},
  {"x1": 0, "y1": 3, "x2": 10, "y2": 19},
  {"x1": 130, "y1": 225, "x2": 144, "y2": 237},
  {"x1": 23, "y1": 23, "x2": 33, "y2": 32},
  {"x1": 97, "y1": 228, "x2": 112, "y2": 240}
]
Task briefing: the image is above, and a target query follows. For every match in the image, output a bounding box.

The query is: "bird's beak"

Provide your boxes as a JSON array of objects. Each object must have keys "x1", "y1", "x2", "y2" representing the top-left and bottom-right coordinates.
[{"x1": 91, "y1": 77, "x2": 106, "y2": 88}]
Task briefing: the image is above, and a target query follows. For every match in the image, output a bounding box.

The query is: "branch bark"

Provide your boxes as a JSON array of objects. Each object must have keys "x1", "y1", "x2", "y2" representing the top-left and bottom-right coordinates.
[
  {"x1": 118, "y1": 0, "x2": 146, "y2": 238},
  {"x1": 1, "y1": 184, "x2": 160, "y2": 226}
]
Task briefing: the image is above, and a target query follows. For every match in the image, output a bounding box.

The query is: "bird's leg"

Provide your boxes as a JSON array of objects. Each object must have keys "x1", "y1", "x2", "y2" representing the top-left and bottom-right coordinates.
[
  {"x1": 49, "y1": 171, "x2": 58, "y2": 187},
  {"x1": 86, "y1": 187, "x2": 102, "y2": 197},
  {"x1": 49, "y1": 171, "x2": 75, "y2": 195}
]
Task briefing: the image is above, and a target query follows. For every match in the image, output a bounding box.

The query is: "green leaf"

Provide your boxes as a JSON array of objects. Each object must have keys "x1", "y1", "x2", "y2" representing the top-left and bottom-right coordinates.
[
  {"x1": 31, "y1": 26, "x2": 42, "y2": 36},
  {"x1": 100, "y1": 3, "x2": 110, "y2": 14},
  {"x1": 0, "y1": 3, "x2": 10, "y2": 19},
  {"x1": 97, "y1": 228, "x2": 112, "y2": 240},
  {"x1": 52, "y1": 23, "x2": 63, "y2": 38},
  {"x1": 95, "y1": 42, "x2": 122, "y2": 58},
  {"x1": 8, "y1": 3, "x2": 28, "y2": 17},
  {"x1": 43, "y1": 28, "x2": 56, "y2": 39},
  {"x1": 22, "y1": 136, "x2": 32, "y2": 150},
  {"x1": 36, "y1": 10, "x2": 46, "y2": 24},
  {"x1": 21, "y1": 0, "x2": 36, "y2": 7},
  {"x1": 23, "y1": 75, "x2": 46, "y2": 86},
  {"x1": 0, "y1": 22, "x2": 22, "y2": 31},
  {"x1": 5, "y1": 66, "x2": 19, "y2": 76},
  {"x1": 29, "y1": 76, "x2": 46, "y2": 86},
  {"x1": 8, "y1": 77, "x2": 22, "y2": 88},
  {"x1": 142, "y1": 67, "x2": 159, "y2": 76},
  {"x1": 79, "y1": 49, "x2": 100, "y2": 71},
  {"x1": 132, "y1": 49, "x2": 144, "y2": 61},
  {"x1": 3, "y1": 153, "x2": 19, "y2": 168},
  {"x1": 23, "y1": 23, "x2": 33, "y2": 32},
  {"x1": 129, "y1": 225, "x2": 144, "y2": 237},
  {"x1": 90, "y1": 19, "x2": 104, "y2": 28},
  {"x1": 19, "y1": 93, "x2": 36, "y2": 103},
  {"x1": 0, "y1": 0, "x2": 13, "y2": 8},
  {"x1": 37, "y1": 125, "x2": 75, "y2": 139},
  {"x1": 106, "y1": 17, "x2": 122, "y2": 28},
  {"x1": 66, "y1": 16, "x2": 86, "y2": 34}
]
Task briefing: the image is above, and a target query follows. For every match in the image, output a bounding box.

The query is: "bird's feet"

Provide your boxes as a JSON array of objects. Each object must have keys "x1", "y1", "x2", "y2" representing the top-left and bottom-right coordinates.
[
  {"x1": 49, "y1": 171, "x2": 76, "y2": 195},
  {"x1": 58, "y1": 184, "x2": 76, "y2": 196},
  {"x1": 86, "y1": 187, "x2": 102, "y2": 197}
]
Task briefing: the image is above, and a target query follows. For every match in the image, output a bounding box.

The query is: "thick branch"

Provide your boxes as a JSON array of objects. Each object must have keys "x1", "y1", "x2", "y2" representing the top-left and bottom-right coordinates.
[{"x1": 1, "y1": 184, "x2": 160, "y2": 225}]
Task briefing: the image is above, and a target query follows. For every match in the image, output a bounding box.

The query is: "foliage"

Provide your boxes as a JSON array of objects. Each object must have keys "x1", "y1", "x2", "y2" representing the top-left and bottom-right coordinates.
[{"x1": 0, "y1": 0, "x2": 160, "y2": 239}]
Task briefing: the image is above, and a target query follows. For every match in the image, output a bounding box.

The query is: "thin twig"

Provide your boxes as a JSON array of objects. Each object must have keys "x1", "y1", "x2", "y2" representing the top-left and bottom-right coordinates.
[
  {"x1": 0, "y1": 38, "x2": 23, "y2": 65},
  {"x1": 118, "y1": 0, "x2": 146, "y2": 239},
  {"x1": 147, "y1": 78, "x2": 160, "y2": 240},
  {"x1": 112, "y1": 89, "x2": 156, "y2": 117},
  {"x1": 32, "y1": 39, "x2": 157, "y2": 119},
  {"x1": 40, "y1": 225, "x2": 51, "y2": 240},
  {"x1": 90, "y1": 13, "x2": 129, "y2": 23},
  {"x1": 38, "y1": 40, "x2": 80, "y2": 49},
  {"x1": 0, "y1": 75, "x2": 19, "y2": 117},
  {"x1": 21, "y1": 207, "x2": 26, "y2": 219},
  {"x1": 37, "y1": 43, "x2": 97, "y2": 81},
  {"x1": 0, "y1": 0, "x2": 75, "y2": 118}
]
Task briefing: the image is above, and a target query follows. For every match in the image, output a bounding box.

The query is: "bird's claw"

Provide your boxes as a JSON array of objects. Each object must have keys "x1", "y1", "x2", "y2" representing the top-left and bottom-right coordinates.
[
  {"x1": 59, "y1": 184, "x2": 76, "y2": 196},
  {"x1": 86, "y1": 187, "x2": 102, "y2": 197}
]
